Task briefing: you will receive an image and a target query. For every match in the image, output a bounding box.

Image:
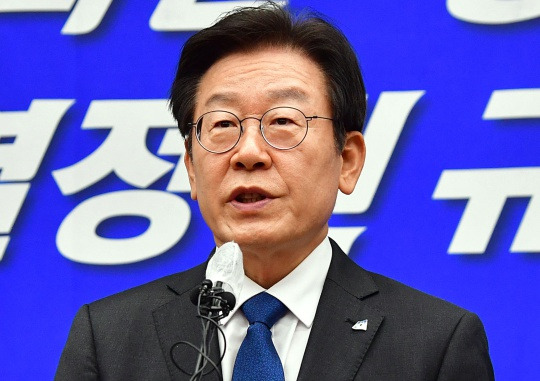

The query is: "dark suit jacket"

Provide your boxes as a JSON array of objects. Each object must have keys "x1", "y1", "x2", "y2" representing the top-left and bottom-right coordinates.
[{"x1": 56, "y1": 240, "x2": 494, "y2": 380}]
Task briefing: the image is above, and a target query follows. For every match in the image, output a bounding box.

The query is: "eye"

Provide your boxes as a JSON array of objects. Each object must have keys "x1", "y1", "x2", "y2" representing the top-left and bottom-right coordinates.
[
  {"x1": 199, "y1": 111, "x2": 240, "y2": 134},
  {"x1": 215, "y1": 120, "x2": 236, "y2": 128},
  {"x1": 269, "y1": 116, "x2": 298, "y2": 127},
  {"x1": 208, "y1": 118, "x2": 239, "y2": 130},
  {"x1": 275, "y1": 118, "x2": 292, "y2": 125},
  {"x1": 264, "y1": 108, "x2": 305, "y2": 128}
]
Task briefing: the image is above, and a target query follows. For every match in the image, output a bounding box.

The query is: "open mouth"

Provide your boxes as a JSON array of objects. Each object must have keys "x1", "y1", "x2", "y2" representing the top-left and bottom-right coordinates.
[{"x1": 235, "y1": 193, "x2": 267, "y2": 203}]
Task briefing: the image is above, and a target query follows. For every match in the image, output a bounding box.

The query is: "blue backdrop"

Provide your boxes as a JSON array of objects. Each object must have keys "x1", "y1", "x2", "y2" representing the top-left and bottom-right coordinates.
[{"x1": 1, "y1": 1, "x2": 539, "y2": 379}]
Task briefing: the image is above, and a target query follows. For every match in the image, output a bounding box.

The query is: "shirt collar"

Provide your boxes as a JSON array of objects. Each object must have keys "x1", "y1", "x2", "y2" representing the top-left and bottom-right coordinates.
[{"x1": 218, "y1": 237, "x2": 332, "y2": 328}]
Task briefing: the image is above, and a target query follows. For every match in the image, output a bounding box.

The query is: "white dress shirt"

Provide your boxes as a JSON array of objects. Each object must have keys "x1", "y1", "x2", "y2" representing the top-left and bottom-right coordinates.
[{"x1": 209, "y1": 237, "x2": 332, "y2": 381}]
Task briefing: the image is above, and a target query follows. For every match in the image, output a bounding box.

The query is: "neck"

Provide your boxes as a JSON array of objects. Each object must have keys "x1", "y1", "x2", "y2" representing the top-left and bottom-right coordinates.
[
  {"x1": 240, "y1": 236, "x2": 326, "y2": 289},
  {"x1": 243, "y1": 253, "x2": 306, "y2": 289}
]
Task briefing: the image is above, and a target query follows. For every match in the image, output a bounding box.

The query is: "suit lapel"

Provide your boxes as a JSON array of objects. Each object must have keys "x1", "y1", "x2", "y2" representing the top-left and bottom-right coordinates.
[
  {"x1": 297, "y1": 240, "x2": 384, "y2": 380},
  {"x1": 152, "y1": 263, "x2": 222, "y2": 381}
]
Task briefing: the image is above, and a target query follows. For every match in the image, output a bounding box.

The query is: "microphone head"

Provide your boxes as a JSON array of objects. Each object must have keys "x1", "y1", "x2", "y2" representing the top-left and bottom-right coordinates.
[
  {"x1": 220, "y1": 291, "x2": 236, "y2": 311},
  {"x1": 189, "y1": 279, "x2": 213, "y2": 306},
  {"x1": 189, "y1": 287, "x2": 201, "y2": 306}
]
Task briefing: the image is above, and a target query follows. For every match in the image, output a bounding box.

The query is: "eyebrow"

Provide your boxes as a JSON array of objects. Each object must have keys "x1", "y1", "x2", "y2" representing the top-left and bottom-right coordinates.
[
  {"x1": 204, "y1": 87, "x2": 309, "y2": 108},
  {"x1": 204, "y1": 93, "x2": 236, "y2": 108},
  {"x1": 266, "y1": 88, "x2": 309, "y2": 102}
]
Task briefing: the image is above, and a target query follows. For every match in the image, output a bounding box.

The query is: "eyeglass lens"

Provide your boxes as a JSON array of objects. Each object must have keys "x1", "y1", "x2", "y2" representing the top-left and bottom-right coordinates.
[{"x1": 196, "y1": 107, "x2": 308, "y2": 153}]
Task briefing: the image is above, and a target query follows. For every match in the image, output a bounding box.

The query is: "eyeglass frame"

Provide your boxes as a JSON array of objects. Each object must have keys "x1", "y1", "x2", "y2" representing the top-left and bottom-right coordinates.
[{"x1": 187, "y1": 106, "x2": 334, "y2": 154}]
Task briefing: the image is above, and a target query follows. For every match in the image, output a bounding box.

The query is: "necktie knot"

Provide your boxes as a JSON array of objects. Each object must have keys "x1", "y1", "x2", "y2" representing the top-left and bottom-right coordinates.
[{"x1": 242, "y1": 292, "x2": 288, "y2": 328}]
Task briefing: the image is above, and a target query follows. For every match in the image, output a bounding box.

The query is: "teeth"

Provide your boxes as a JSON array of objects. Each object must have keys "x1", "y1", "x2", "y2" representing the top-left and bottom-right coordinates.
[{"x1": 237, "y1": 193, "x2": 265, "y2": 203}]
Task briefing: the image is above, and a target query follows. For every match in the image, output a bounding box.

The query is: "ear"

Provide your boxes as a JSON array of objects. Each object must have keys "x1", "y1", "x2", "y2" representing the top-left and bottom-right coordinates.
[
  {"x1": 339, "y1": 131, "x2": 366, "y2": 195},
  {"x1": 184, "y1": 140, "x2": 198, "y2": 200}
]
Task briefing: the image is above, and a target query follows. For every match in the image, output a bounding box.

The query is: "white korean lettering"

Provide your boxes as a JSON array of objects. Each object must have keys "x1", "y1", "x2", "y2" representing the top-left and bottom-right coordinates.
[
  {"x1": 433, "y1": 168, "x2": 540, "y2": 253},
  {"x1": 434, "y1": 88, "x2": 540, "y2": 254},
  {"x1": 0, "y1": 100, "x2": 74, "y2": 181},
  {"x1": 150, "y1": 0, "x2": 287, "y2": 31},
  {"x1": 0, "y1": 237, "x2": 8, "y2": 261},
  {"x1": 0, "y1": 0, "x2": 75, "y2": 12},
  {"x1": 0, "y1": 183, "x2": 30, "y2": 260},
  {"x1": 0, "y1": 0, "x2": 114, "y2": 35},
  {"x1": 334, "y1": 90, "x2": 425, "y2": 214},
  {"x1": 158, "y1": 128, "x2": 192, "y2": 193},
  {"x1": 61, "y1": 0, "x2": 114, "y2": 35},
  {"x1": 56, "y1": 190, "x2": 191, "y2": 264},
  {"x1": 447, "y1": 0, "x2": 540, "y2": 24},
  {"x1": 52, "y1": 100, "x2": 176, "y2": 195},
  {"x1": 483, "y1": 88, "x2": 540, "y2": 119},
  {"x1": 330, "y1": 91, "x2": 423, "y2": 254}
]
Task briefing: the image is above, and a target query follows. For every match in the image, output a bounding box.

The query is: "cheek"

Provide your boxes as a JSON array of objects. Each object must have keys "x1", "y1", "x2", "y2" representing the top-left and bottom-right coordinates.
[
  {"x1": 194, "y1": 169, "x2": 225, "y2": 230},
  {"x1": 308, "y1": 157, "x2": 342, "y2": 202},
  {"x1": 196, "y1": 168, "x2": 221, "y2": 201},
  {"x1": 287, "y1": 157, "x2": 340, "y2": 204},
  {"x1": 190, "y1": 157, "x2": 221, "y2": 205}
]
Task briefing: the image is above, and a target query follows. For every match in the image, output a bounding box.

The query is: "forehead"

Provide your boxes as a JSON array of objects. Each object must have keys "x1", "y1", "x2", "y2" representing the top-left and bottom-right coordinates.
[{"x1": 194, "y1": 47, "x2": 329, "y2": 113}]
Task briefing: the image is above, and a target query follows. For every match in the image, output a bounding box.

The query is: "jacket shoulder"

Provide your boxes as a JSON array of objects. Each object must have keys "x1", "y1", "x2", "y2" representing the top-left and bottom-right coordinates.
[
  {"x1": 367, "y1": 270, "x2": 470, "y2": 319},
  {"x1": 88, "y1": 261, "x2": 206, "y2": 315},
  {"x1": 328, "y1": 238, "x2": 471, "y2": 321}
]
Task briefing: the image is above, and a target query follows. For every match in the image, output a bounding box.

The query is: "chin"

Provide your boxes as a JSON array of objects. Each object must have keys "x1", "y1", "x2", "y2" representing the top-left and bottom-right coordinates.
[{"x1": 222, "y1": 231, "x2": 283, "y2": 251}]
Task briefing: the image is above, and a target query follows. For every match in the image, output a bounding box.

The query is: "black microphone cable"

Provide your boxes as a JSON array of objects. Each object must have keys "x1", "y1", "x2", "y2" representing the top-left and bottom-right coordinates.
[
  {"x1": 191, "y1": 292, "x2": 225, "y2": 380},
  {"x1": 169, "y1": 280, "x2": 235, "y2": 381}
]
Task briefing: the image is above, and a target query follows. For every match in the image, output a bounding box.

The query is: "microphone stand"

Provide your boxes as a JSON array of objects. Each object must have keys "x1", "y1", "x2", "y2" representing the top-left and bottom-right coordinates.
[{"x1": 190, "y1": 281, "x2": 235, "y2": 381}]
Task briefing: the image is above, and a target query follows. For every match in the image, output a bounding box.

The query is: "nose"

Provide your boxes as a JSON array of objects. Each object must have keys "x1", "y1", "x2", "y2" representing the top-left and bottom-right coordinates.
[{"x1": 230, "y1": 119, "x2": 272, "y2": 170}]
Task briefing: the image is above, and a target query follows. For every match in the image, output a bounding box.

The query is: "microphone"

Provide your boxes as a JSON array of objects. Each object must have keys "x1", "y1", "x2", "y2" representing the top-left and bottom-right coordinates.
[
  {"x1": 216, "y1": 284, "x2": 236, "y2": 311},
  {"x1": 189, "y1": 279, "x2": 236, "y2": 319},
  {"x1": 210, "y1": 280, "x2": 236, "y2": 314},
  {"x1": 172, "y1": 242, "x2": 244, "y2": 380},
  {"x1": 189, "y1": 279, "x2": 212, "y2": 305}
]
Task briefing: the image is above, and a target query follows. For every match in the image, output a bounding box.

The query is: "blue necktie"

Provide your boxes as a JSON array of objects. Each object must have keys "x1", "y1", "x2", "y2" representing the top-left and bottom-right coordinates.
[{"x1": 232, "y1": 292, "x2": 288, "y2": 381}]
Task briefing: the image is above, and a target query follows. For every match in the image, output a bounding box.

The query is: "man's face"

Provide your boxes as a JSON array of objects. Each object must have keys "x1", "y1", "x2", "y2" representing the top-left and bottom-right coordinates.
[{"x1": 185, "y1": 46, "x2": 363, "y2": 259}]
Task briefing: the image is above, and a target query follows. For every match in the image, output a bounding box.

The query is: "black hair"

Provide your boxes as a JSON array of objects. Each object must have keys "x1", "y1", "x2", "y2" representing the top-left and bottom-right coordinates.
[{"x1": 169, "y1": 2, "x2": 366, "y2": 155}]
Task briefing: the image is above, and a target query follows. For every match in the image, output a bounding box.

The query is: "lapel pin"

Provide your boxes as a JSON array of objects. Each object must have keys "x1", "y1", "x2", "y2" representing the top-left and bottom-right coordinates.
[{"x1": 352, "y1": 319, "x2": 368, "y2": 331}]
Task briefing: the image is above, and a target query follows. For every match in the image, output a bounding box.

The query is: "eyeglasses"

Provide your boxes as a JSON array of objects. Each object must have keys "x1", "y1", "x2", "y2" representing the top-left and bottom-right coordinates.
[{"x1": 188, "y1": 106, "x2": 333, "y2": 154}]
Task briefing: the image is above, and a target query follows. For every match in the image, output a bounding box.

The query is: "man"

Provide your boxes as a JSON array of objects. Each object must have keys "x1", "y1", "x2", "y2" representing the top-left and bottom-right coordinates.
[{"x1": 56, "y1": 3, "x2": 494, "y2": 380}]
